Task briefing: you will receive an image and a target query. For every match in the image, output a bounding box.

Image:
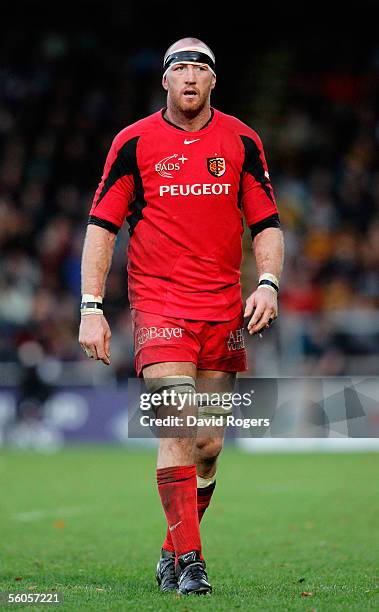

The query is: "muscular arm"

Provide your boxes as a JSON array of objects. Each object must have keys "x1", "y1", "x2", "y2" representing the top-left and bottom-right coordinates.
[
  {"x1": 253, "y1": 227, "x2": 284, "y2": 280},
  {"x1": 81, "y1": 224, "x2": 117, "y2": 295},
  {"x1": 79, "y1": 225, "x2": 117, "y2": 365},
  {"x1": 245, "y1": 227, "x2": 285, "y2": 335}
]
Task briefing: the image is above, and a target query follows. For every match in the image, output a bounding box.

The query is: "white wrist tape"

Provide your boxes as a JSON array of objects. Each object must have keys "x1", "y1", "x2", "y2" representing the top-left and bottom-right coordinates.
[
  {"x1": 82, "y1": 293, "x2": 103, "y2": 303},
  {"x1": 258, "y1": 273, "x2": 279, "y2": 289},
  {"x1": 80, "y1": 308, "x2": 103, "y2": 315}
]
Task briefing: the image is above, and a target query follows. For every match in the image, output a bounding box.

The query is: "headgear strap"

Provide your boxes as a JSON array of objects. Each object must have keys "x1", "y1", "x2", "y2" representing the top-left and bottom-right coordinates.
[{"x1": 163, "y1": 47, "x2": 216, "y2": 78}]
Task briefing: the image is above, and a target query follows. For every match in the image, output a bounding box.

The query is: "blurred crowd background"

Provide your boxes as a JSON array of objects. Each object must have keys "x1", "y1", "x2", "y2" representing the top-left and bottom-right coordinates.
[{"x1": 0, "y1": 1, "x2": 378, "y2": 403}]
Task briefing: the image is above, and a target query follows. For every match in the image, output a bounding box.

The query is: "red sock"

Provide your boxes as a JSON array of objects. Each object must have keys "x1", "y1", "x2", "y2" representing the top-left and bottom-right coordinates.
[
  {"x1": 197, "y1": 481, "x2": 216, "y2": 522},
  {"x1": 157, "y1": 465, "x2": 201, "y2": 558},
  {"x1": 162, "y1": 480, "x2": 216, "y2": 554}
]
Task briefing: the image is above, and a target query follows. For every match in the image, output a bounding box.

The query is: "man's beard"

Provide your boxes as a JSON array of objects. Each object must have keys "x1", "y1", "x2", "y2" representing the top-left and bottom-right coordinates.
[{"x1": 175, "y1": 95, "x2": 207, "y2": 118}]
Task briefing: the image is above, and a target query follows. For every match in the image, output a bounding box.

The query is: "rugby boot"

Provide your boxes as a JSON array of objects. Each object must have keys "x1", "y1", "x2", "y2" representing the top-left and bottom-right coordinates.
[
  {"x1": 176, "y1": 550, "x2": 212, "y2": 595},
  {"x1": 156, "y1": 548, "x2": 178, "y2": 592}
]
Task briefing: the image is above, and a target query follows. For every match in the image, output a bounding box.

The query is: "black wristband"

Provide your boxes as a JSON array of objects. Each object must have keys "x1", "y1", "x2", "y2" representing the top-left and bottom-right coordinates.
[
  {"x1": 80, "y1": 301, "x2": 104, "y2": 310},
  {"x1": 258, "y1": 279, "x2": 279, "y2": 292}
]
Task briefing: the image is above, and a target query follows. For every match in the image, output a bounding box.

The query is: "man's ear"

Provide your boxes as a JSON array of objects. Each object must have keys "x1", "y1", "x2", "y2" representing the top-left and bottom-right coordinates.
[
  {"x1": 162, "y1": 76, "x2": 168, "y2": 91},
  {"x1": 211, "y1": 76, "x2": 216, "y2": 90}
]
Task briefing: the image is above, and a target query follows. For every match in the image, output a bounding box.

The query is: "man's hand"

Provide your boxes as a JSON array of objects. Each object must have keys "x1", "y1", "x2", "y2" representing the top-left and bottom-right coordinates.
[
  {"x1": 79, "y1": 314, "x2": 111, "y2": 365},
  {"x1": 244, "y1": 286, "x2": 278, "y2": 335}
]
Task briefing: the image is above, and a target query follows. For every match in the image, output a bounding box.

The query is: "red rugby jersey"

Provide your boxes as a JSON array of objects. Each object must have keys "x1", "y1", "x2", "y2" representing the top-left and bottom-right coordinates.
[{"x1": 89, "y1": 108, "x2": 279, "y2": 321}]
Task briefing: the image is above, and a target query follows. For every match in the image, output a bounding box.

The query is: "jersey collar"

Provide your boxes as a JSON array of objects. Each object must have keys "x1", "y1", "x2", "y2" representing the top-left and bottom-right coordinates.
[{"x1": 159, "y1": 107, "x2": 218, "y2": 135}]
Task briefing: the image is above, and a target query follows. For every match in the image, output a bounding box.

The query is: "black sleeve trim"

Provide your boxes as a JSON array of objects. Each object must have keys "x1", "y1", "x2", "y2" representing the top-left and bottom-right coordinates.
[
  {"x1": 250, "y1": 213, "x2": 281, "y2": 239},
  {"x1": 240, "y1": 134, "x2": 275, "y2": 205},
  {"x1": 94, "y1": 136, "x2": 139, "y2": 208},
  {"x1": 88, "y1": 215, "x2": 120, "y2": 235},
  {"x1": 93, "y1": 136, "x2": 146, "y2": 237}
]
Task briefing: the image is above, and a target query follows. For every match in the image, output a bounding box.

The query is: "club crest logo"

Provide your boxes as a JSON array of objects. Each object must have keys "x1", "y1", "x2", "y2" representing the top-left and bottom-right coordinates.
[{"x1": 207, "y1": 157, "x2": 226, "y2": 177}]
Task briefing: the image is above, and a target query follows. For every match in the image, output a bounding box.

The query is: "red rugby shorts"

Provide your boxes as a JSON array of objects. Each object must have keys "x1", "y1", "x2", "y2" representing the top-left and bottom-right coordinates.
[{"x1": 131, "y1": 309, "x2": 248, "y2": 376}]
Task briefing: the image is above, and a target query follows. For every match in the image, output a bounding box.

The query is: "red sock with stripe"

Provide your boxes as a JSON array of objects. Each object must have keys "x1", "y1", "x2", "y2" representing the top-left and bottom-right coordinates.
[
  {"x1": 197, "y1": 480, "x2": 216, "y2": 522},
  {"x1": 157, "y1": 465, "x2": 201, "y2": 558}
]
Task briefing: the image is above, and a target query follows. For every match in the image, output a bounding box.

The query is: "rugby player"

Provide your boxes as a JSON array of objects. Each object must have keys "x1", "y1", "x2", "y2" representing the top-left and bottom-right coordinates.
[{"x1": 79, "y1": 37, "x2": 284, "y2": 595}]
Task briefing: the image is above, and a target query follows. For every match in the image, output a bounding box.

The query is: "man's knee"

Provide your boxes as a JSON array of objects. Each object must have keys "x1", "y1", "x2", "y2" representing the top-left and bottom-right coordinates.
[
  {"x1": 144, "y1": 375, "x2": 196, "y2": 413},
  {"x1": 195, "y1": 437, "x2": 223, "y2": 463}
]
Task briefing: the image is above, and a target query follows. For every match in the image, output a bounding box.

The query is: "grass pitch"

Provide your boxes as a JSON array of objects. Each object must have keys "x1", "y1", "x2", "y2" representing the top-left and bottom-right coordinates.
[{"x1": 0, "y1": 446, "x2": 378, "y2": 611}]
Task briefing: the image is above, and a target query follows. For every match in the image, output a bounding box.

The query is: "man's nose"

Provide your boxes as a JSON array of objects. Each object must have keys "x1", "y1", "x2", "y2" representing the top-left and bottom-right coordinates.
[{"x1": 185, "y1": 66, "x2": 197, "y2": 82}]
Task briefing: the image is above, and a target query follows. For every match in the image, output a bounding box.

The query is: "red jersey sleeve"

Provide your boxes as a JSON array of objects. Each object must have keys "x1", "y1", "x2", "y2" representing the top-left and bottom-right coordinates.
[
  {"x1": 239, "y1": 131, "x2": 279, "y2": 227},
  {"x1": 88, "y1": 133, "x2": 136, "y2": 233}
]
